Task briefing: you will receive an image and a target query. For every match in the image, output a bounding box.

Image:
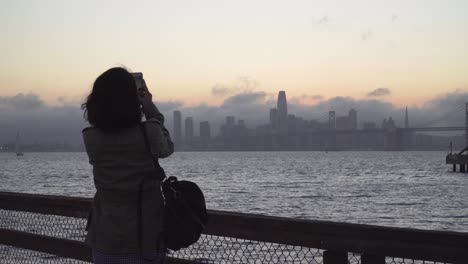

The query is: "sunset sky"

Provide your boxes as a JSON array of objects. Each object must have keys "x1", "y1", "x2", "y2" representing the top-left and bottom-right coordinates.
[{"x1": 1, "y1": 0, "x2": 467, "y2": 108}]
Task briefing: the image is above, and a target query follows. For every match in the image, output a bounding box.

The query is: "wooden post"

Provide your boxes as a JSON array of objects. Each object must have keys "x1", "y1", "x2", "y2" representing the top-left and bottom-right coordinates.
[
  {"x1": 323, "y1": 250, "x2": 348, "y2": 264},
  {"x1": 453, "y1": 164, "x2": 456, "y2": 172},
  {"x1": 362, "y1": 254, "x2": 385, "y2": 264},
  {"x1": 461, "y1": 164, "x2": 466, "y2": 173}
]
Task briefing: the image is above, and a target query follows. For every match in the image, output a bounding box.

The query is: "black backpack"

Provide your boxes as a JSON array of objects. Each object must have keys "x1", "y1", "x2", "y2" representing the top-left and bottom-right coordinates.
[
  {"x1": 141, "y1": 125, "x2": 208, "y2": 251},
  {"x1": 161, "y1": 175, "x2": 208, "y2": 250}
]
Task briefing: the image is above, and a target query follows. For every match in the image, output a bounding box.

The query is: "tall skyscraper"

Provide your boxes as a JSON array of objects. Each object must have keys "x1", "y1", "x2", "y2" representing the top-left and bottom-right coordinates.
[
  {"x1": 349, "y1": 109, "x2": 357, "y2": 130},
  {"x1": 404, "y1": 106, "x2": 409, "y2": 128},
  {"x1": 269, "y1": 108, "x2": 278, "y2": 130},
  {"x1": 173, "y1": 110, "x2": 182, "y2": 145},
  {"x1": 200, "y1": 121, "x2": 211, "y2": 148},
  {"x1": 277, "y1": 91, "x2": 288, "y2": 132},
  {"x1": 185, "y1": 117, "x2": 194, "y2": 144}
]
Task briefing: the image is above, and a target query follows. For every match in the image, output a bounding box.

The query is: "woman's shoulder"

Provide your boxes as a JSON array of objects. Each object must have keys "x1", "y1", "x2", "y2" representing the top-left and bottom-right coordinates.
[
  {"x1": 82, "y1": 126, "x2": 96, "y2": 133},
  {"x1": 142, "y1": 118, "x2": 161, "y2": 125}
]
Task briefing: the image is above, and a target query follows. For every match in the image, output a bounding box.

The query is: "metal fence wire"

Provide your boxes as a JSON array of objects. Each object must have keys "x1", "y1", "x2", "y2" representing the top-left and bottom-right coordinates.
[
  {"x1": 0, "y1": 208, "x2": 456, "y2": 264},
  {"x1": 171, "y1": 235, "x2": 326, "y2": 264},
  {"x1": 0, "y1": 245, "x2": 89, "y2": 264}
]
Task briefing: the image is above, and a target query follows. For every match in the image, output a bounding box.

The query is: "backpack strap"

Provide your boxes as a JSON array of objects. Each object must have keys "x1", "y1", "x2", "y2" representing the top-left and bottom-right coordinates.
[
  {"x1": 139, "y1": 123, "x2": 166, "y2": 258},
  {"x1": 140, "y1": 123, "x2": 167, "y2": 181}
]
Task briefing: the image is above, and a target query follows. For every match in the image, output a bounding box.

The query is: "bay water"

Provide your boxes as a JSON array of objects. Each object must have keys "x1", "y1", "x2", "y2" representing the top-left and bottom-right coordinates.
[{"x1": 1, "y1": 151, "x2": 467, "y2": 232}]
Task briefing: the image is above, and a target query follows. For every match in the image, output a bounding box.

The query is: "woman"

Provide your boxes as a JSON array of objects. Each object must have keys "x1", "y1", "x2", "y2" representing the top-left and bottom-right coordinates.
[{"x1": 81, "y1": 67, "x2": 173, "y2": 263}]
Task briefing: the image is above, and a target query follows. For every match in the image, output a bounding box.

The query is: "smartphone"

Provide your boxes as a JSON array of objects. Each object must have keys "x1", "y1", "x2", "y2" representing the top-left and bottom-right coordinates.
[{"x1": 131, "y1": 72, "x2": 143, "y2": 90}]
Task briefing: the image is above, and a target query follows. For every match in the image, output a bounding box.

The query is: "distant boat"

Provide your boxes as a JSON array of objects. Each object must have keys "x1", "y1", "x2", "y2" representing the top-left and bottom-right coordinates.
[{"x1": 15, "y1": 132, "x2": 24, "y2": 156}]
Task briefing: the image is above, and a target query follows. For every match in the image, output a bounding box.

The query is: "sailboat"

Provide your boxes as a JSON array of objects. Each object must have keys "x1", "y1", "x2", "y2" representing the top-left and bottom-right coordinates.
[{"x1": 15, "y1": 132, "x2": 24, "y2": 156}]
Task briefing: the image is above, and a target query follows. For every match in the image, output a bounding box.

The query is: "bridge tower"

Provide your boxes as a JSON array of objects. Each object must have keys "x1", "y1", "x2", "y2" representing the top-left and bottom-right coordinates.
[
  {"x1": 465, "y1": 102, "x2": 468, "y2": 146},
  {"x1": 327, "y1": 111, "x2": 337, "y2": 150},
  {"x1": 401, "y1": 106, "x2": 412, "y2": 150}
]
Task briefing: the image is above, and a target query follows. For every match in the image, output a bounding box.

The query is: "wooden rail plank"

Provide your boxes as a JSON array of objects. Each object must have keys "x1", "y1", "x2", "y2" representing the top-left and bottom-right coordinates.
[
  {"x1": 361, "y1": 254, "x2": 385, "y2": 264},
  {"x1": 205, "y1": 211, "x2": 468, "y2": 262},
  {"x1": 0, "y1": 191, "x2": 90, "y2": 218},
  {"x1": 1, "y1": 191, "x2": 467, "y2": 263}
]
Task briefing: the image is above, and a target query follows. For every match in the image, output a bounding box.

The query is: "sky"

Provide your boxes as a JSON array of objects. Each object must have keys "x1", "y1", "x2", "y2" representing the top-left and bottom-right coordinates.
[
  {"x1": 1, "y1": 0, "x2": 468, "y2": 106},
  {"x1": 1, "y1": 0, "x2": 468, "y2": 144}
]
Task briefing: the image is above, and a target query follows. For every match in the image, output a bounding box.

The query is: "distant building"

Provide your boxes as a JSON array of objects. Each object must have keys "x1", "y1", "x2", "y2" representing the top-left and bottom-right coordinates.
[
  {"x1": 173, "y1": 110, "x2": 182, "y2": 145},
  {"x1": 184, "y1": 117, "x2": 194, "y2": 144},
  {"x1": 382, "y1": 117, "x2": 396, "y2": 130},
  {"x1": 238, "y1": 120, "x2": 245, "y2": 127},
  {"x1": 335, "y1": 109, "x2": 357, "y2": 130},
  {"x1": 295, "y1": 117, "x2": 307, "y2": 131},
  {"x1": 269, "y1": 108, "x2": 278, "y2": 130},
  {"x1": 363, "y1": 122, "x2": 377, "y2": 130},
  {"x1": 220, "y1": 116, "x2": 237, "y2": 138},
  {"x1": 277, "y1": 91, "x2": 288, "y2": 132},
  {"x1": 387, "y1": 117, "x2": 396, "y2": 129},
  {"x1": 336, "y1": 116, "x2": 349, "y2": 130},
  {"x1": 226, "y1": 116, "x2": 235, "y2": 127},
  {"x1": 404, "y1": 106, "x2": 409, "y2": 128},
  {"x1": 349, "y1": 109, "x2": 357, "y2": 130},
  {"x1": 287, "y1": 114, "x2": 297, "y2": 131},
  {"x1": 328, "y1": 111, "x2": 336, "y2": 129},
  {"x1": 200, "y1": 121, "x2": 211, "y2": 148}
]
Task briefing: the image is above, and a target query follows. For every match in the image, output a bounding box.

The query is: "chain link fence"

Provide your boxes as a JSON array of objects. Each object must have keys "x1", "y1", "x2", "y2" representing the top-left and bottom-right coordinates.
[
  {"x1": 172, "y1": 235, "x2": 326, "y2": 264},
  {"x1": 0, "y1": 245, "x2": 89, "y2": 264},
  {"x1": 0, "y1": 207, "x2": 331, "y2": 263},
  {"x1": 0, "y1": 198, "x2": 461, "y2": 263}
]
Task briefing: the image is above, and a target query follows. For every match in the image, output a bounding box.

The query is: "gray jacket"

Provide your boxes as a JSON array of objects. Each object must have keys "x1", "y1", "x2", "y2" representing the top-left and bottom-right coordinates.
[{"x1": 83, "y1": 104, "x2": 174, "y2": 254}]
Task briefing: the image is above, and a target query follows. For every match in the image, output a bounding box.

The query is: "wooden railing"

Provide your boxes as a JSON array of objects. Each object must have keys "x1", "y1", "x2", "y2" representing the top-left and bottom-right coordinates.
[{"x1": 0, "y1": 191, "x2": 467, "y2": 263}]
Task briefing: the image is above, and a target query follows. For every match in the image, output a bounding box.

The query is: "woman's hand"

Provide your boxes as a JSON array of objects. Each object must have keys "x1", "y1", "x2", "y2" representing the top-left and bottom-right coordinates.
[
  {"x1": 138, "y1": 79, "x2": 153, "y2": 104},
  {"x1": 139, "y1": 79, "x2": 161, "y2": 118}
]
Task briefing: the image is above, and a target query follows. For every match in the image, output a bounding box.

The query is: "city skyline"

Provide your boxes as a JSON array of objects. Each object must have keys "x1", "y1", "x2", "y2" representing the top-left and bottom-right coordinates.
[
  {"x1": 1, "y1": 0, "x2": 467, "y2": 107},
  {"x1": 163, "y1": 90, "x2": 465, "y2": 151},
  {"x1": 0, "y1": 89, "x2": 465, "y2": 151}
]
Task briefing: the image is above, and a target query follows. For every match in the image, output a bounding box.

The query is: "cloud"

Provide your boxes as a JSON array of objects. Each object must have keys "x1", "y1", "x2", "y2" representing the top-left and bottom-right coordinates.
[
  {"x1": 417, "y1": 90, "x2": 468, "y2": 127},
  {"x1": 313, "y1": 15, "x2": 329, "y2": 25},
  {"x1": 367, "y1": 88, "x2": 391, "y2": 97},
  {"x1": 222, "y1": 91, "x2": 267, "y2": 107},
  {"x1": 211, "y1": 85, "x2": 230, "y2": 97},
  {"x1": 289, "y1": 94, "x2": 324, "y2": 104},
  {"x1": 311, "y1": 15, "x2": 339, "y2": 31},
  {"x1": 0, "y1": 96, "x2": 85, "y2": 146},
  {"x1": 210, "y1": 76, "x2": 259, "y2": 98},
  {"x1": 0, "y1": 93, "x2": 44, "y2": 111},
  {"x1": 361, "y1": 29, "x2": 373, "y2": 41}
]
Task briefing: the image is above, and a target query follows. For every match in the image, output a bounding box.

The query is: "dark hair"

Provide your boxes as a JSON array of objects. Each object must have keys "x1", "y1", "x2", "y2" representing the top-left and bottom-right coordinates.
[{"x1": 82, "y1": 67, "x2": 141, "y2": 132}]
